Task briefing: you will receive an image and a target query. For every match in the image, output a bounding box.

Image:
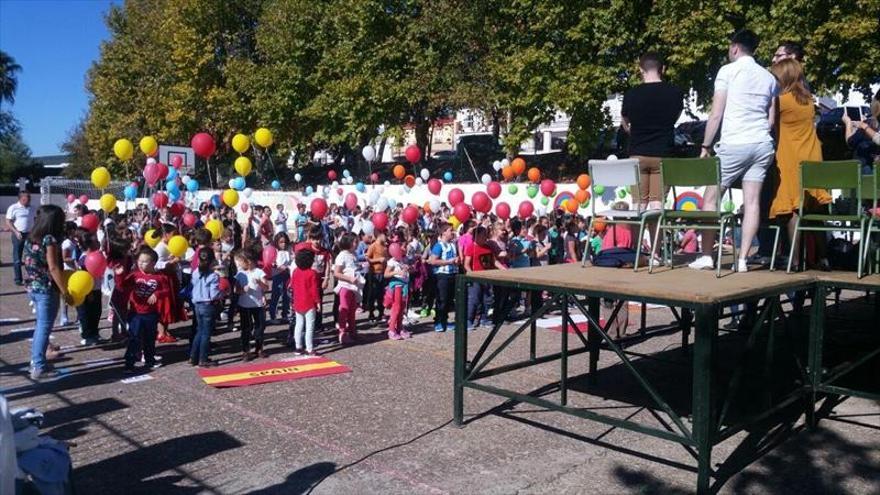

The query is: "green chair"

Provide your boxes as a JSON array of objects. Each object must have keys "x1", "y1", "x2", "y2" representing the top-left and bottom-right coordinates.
[
  {"x1": 650, "y1": 157, "x2": 736, "y2": 278},
  {"x1": 860, "y1": 167, "x2": 879, "y2": 275},
  {"x1": 580, "y1": 158, "x2": 661, "y2": 271},
  {"x1": 787, "y1": 160, "x2": 866, "y2": 277}
]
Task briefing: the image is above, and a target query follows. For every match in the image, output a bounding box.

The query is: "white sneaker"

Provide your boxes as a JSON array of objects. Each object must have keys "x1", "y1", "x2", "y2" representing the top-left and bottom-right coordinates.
[
  {"x1": 734, "y1": 258, "x2": 748, "y2": 273},
  {"x1": 688, "y1": 256, "x2": 714, "y2": 271}
]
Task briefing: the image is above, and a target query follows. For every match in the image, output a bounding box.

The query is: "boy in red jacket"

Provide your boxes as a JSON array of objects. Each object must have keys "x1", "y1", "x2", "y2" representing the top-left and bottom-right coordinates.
[
  {"x1": 122, "y1": 245, "x2": 171, "y2": 373},
  {"x1": 290, "y1": 249, "x2": 320, "y2": 355}
]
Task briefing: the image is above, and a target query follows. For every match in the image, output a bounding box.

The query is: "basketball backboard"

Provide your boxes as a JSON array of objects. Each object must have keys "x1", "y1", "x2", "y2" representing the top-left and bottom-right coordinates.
[{"x1": 158, "y1": 145, "x2": 196, "y2": 174}]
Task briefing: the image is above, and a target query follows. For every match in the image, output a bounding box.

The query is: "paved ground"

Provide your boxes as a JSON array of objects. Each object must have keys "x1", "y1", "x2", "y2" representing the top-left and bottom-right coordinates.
[{"x1": 1, "y1": 234, "x2": 878, "y2": 494}]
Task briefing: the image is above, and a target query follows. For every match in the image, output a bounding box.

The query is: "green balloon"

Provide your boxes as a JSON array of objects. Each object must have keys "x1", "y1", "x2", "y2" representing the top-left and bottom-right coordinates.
[
  {"x1": 594, "y1": 185, "x2": 605, "y2": 195},
  {"x1": 617, "y1": 188, "x2": 628, "y2": 199},
  {"x1": 550, "y1": 189, "x2": 557, "y2": 198},
  {"x1": 527, "y1": 185, "x2": 538, "y2": 198},
  {"x1": 508, "y1": 184, "x2": 518, "y2": 194},
  {"x1": 540, "y1": 196, "x2": 549, "y2": 206},
  {"x1": 723, "y1": 200, "x2": 735, "y2": 213}
]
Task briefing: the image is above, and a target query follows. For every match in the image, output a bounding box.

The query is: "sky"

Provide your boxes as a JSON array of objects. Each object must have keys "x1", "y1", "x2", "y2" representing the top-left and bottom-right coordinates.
[{"x1": 0, "y1": 0, "x2": 117, "y2": 156}]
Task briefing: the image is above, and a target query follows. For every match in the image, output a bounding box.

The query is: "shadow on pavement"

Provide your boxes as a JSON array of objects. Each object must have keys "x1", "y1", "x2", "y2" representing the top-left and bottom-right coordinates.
[{"x1": 249, "y1": 462, "x2": 337, "y2": 495}]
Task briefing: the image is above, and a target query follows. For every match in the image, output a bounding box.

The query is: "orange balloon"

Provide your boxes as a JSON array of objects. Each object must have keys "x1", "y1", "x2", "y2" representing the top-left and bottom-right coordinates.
[
  {"x1": 501, "y1": 166, "x2": 515, "y2": 181},
  {"x1": 527, "y1": 167, "x2": 541, "y2": 183},
  {"x1": 404, "y1": 174, "x2": 416, "y2": 188},
  {"x1": 574, "y1": 189, "x2": 589, "y2": 204},
  {"x1": 593, "y1": 218, "x2": 606, "y2": 232},
  {"x1": 393, "y1": 164, "x2": 405, "y2": 179},
  {"x1": 577, "y1": 174, "x2": 591, "y2": 190},
  {"x1": 564, "y1": 199, "x2": 578, "y2": 213},
  {"x1": 511, "y1": 157, "x2": 526, "y2": 176}
]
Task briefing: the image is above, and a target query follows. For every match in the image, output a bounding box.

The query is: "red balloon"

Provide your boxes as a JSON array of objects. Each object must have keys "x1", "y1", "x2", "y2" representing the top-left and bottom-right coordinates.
[
  {"x1": 170, "y1": 155, "x2": 183, "y2": 169},
  {"x1": 218, "y1": 278, "x2": 230, "y2": 293},
  {"x1": 518, "y1": 201, "x2": 535, "y2": 219},
  {"x1": 448, "y1": 188, "x2": 465, "y2": 207},
  {"x1": 182, "y1": 212, "x2": 197, "y2": 227},
  {"x1": 191, "y1": 132, "x2": 216, "y2": 159},
  {"x1": 540, "y1": 179, "x2": 556, "y2": 197},
  {"x1": 311, "y1": 198, "x2": 328, "y2": 220},
  {"x1": 427, "y1": 178, "x2": 442, "y2": 195},
  {"x1": 143, "y1": 163, "x2": 159, "y2": 186},
  {"x1": 152, "y1": 191, "x2": 169, "y2": 209},
  {"x1": 345, "y1": 193, "x2": 358, "y2": 211},
  {"x1": 388, "y1": 242, "x2": 402, "y2": 259},
  {"x1": 453, "y1": 203, "x2": 471, "y2": 222},
  {"x1": 241, "y1": 203, "x2": 249, "y2": 213},
  {"x1": 66, "y1": 194, "x2": 75, "y2": 204},
  {"x1": 496, "y1": 201, "x2": 511, "y2": 220},
  {"x1": 405, "y1": 145, "x2": 421, "y2": 164},
  {"x1": 157, "y1": 163, "x2": 169, "y2": 180},
  {"x1": 402, "y1": 205, "x2": 419, "y2": 225},
  {"x1": 472, "y1": 191, "x2": 491, "y2": 213},
  {"x1": 370, "y1": 172, "x2": 379, "y2": 183},
  {"x1": 328, "y1": 170, "x2": 337, "y2": 181},
  {"x1": 486, "y1": 181, "x2": 502, "y2": 199},
  {"x1": 372, "y1": 211, "x2": 389, "y2": 231},
  {"x1": 262, "y1": 245, "x2": 278, "y2": 268},
  {"x1": 81, "y1": 213, "x2": 99, "y2": 232},
  {"x1": 169, "y1": 201, "x2": 185, "y2": 217},
  {"x1": 84, "y1": 251, "x2": 107, "y2": 279},
  {"x1": 78, "y1": 194, "x2": 89, "y2": 205}
]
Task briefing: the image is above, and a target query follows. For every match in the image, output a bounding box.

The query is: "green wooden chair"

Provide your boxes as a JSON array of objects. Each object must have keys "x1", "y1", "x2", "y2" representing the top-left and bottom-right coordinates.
[
  {"x1": 787, "y1": 160, "x2": 866, "y2": 277},
  {"x1": 650, "y1": 157, "x2": 736, "y2": 278},
  {"x1": 860, "y1": 167, "x2": 879, "y2": 275}
]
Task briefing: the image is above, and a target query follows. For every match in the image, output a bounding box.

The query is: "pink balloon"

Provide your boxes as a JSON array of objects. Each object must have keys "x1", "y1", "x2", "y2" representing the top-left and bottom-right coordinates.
[
  {"x1": 405, "y1": 145, "x2": 421, "y2": 164},
  {"x1": 336, "y1": 187, "x2": 343, "y2": 196},
  {"x1": 66, "y1": 194, "x2": 75, "y2": 204},
  {"x1": 345, "y1": 192, "x2": 358, "y2": 211},
  {"x1": 143, "y1": 163, "x2": 159, "y2": 186},
  {"x1": 453, "y1": 203, "x2": 471, "y2": 222},
  {"x1": 518, "y1": 201, "x2": 535, "y2": 219},
  {"x1": 496, "y1": 201, "x2": 511, "y2": 220},
  {"x1": 388, "y1": 242, "x2": 403, "y2": 260},
  {"x1": 311, "y1": 198, "x2": 328, "y2": 220},
  {"x1": 370, "y1": 172, "x2": 379, "y2": 183},
  {"x1": 427, "y1": 178, "x2": 442, "y2": 195},
  {"x1": 191, "y1": 132, "x2": 216, "y2": 159},
  {"x1": 261, "y1": 245, "x2": 278, "y2": 268},
  {"x1": 486, "y1": 181, "x2": 501, "y2": 199},
  {"x1": 448, "y1": 188, "x2": 464, "y2": 207},
  {"x1": 156, "y1": 163, "x2": 169, "y2": 181},
  {"x1": 540, "y1": 179, "x2": 556, "y2": 197},
  {"x1": 372, "y1": 211, "x2": 389, "y2": 231},
  {"x1": 402, "y1": 205, "x2": 419, "y2": 225},
  {"x1": 472, "y1": 191, "x2": 491, "y2": 213},
  {"x1": 152, "y1": 191, "x2": 168, "y2": 209},
  {"x1": 170, "y1": 155, "x2": 183, "y2": 169},
  {"x1": 182, "y1": 212, "x2": 197, "y2": 227},
  {"x1": 79, "y1": 194, "x2": 89, "y2": 205},
  {"x1": 240, "y1": 203, "x2": 249, "y2": 213},
  {"x1": 84, "y1": 251, "x2": 107, "y2": 279},
  {"x1": 328, "y1": 170, "x2": 337, "y2": 181},
  {"x1": 81, "y1": 213, "x2": 99, "y2": 233}
]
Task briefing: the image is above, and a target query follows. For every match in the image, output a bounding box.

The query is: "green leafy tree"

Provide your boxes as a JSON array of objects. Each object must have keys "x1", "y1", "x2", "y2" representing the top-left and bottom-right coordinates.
[{"x1": 0, "y1": 50, "x2": 31, "y2": 182}]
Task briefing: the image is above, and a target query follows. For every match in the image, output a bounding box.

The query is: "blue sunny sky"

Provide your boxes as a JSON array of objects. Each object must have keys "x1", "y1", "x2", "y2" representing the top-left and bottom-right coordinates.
[{"x1": 0, "y1": 0, "x2": 117, "y2": 156}]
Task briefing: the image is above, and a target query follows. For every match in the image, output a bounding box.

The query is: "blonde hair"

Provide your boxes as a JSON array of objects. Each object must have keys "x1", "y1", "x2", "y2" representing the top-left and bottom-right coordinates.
[{"x1": 770, "y1": 59, "x2": 812, "y2": 106}]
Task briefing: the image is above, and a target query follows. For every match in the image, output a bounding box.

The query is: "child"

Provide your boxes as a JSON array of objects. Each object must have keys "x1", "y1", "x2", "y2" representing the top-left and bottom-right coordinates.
[
  {"x1": 294, "y1": 225, "x2": 332, "y2": 332},
  {"x1": 463, "y1": 226, "x2": 505, "y2": 330},
  {"x1": 274, "y1": 203, "x2": 288, "y2": 234},
  {"x1": 190, "y1": 248, "x2": 221, "y2": 367},
  {"x1": 268, "y1": 233, "x2": 292, "y2": 323},
  {"x1": 333, "y1": 233, "x2": 363, "y2": 344},
  {"x1": 364, "y1": 231, "x2": 388, "y2": 322},
  {"x1": 291, "y1": 249, "x2": 319, "y2": 355},
  {"x1": 107, "y1": 237, "x2": 132, "y2": 342},
  {"x1": 428, "y1": 225, "x2": 458, "y2": 332},
  {"x1": 59, "y1": 222, "x2": 80, "y2": 327},
  {"x1": 122, "y1": 246, "x2": 170, "y2": 373},
  {"x1": 384, "y1": 243, "x2": 411, "y2": 340},
  {"x1": 76, "y1": 231, "x2": 103, "y2": 346},
  {"x1": 233, "y1": 250, "x2": 270, "y2": 360}
]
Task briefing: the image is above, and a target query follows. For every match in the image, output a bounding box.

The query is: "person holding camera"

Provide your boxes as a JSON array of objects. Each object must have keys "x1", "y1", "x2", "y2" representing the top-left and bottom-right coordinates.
[{"x1": 842, "y1": 90, "x2": 880, "y2": 173}]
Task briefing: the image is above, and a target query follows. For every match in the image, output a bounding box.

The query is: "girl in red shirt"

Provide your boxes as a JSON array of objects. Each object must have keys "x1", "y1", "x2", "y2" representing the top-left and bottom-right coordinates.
[{"x1": 291, "y1": 249, "x2": 320, "y2": 355}]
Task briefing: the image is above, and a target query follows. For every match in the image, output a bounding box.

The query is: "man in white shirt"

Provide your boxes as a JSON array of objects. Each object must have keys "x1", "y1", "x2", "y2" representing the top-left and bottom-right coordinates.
[
  {"x1": 690, "y1": 29, "x2": 778, "y2": 273},
  {"x1": 273, "y1": 203, "x2": 288, "y2": 234},
  {"x1": 5, "y1": 192, "x2": 33, "y2": 285}
]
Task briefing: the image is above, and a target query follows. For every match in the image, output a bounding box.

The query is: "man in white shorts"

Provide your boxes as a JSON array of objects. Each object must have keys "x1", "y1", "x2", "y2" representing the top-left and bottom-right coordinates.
[{"x1": 690, "y1": 29, "x2": 778, "y2": 273}]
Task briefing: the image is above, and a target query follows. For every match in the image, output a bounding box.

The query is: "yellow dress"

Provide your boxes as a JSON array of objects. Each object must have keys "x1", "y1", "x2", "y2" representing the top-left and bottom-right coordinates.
[{"x1": 769, "y1": 92, "x2": 832, "y2": 218}]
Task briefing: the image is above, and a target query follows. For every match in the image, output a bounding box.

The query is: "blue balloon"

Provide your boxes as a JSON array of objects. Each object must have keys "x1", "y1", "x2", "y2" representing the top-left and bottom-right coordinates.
[
  {"x1": 387, "y1": 198, "x2": 397, "y2": 209},
  {"x1": 167, "y1": 167, "x2": 178, "y2": 181},
  {"x1": 168, "y1": 189, "x2": 181, "y2": 201},
  {"x1": 355, "y1": 182, "x2": 365, "y2": 193},
  {"x1": 271, "y1": 180, "x2": 281, "y2": 190},
  {"x1": 186, "y1": 179, "x2": 199, "y2": 192},
  {"x1": 123, "y1": 185, "x2": 137, "y2": 200},
  {"x1": 305, "y1": 186, "x2": 314, "y2": 196},
  {"x1": 233, "y1": 177, "x2": 246, "y2": 191},
  {"x1": 443, "y1": 171, "x2": 453, "y2": 182},
  {"x1": 211, "y1": 194, "x2": 221, "y2": 208},
  {"x1": 165, "y1": 180, "x2": 179, "y2": 193}
]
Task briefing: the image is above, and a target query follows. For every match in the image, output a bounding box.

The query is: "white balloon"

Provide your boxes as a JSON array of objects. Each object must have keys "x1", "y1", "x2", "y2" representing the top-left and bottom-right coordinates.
[
  {"x1": 332, "y1": 180, "x2": 339, "y2": 187},
  {"x1": 607, "y1": 154, "x2": 618, "y2": 161},
  {"x1": 362, "y1": 220, "x2": 375, "y2": 236},
  {"x1": 242, "y1": 187, "x2": 253, "y2": 199},
  {"x1": 343, "y1": 169, "x2": 351, "y2": 178},
  {"x1": 294, "y1": 173, "x2": 302, "y2": 182},
  {"x1": 420, "y1": 168, "x2": 430, "y2": 181},
  {"x1": 146, "y1": 157, "x2": 157, "y2": 166},
  {"x1": 228, "y1": 178, "x2": 236, "y2": 189},
  {"x1": 368, "y1": 190, "x2": 380, "y2": 205},
  {"x1": 501, "y1": 158, "x2": 510, "y2": 167},
  {"x1": 430, "y1": 199, "x2": 441, "y2": 212},
  {"x1": 492, "y1": 160, "x2": 501, "y2": 171},
  {"x1": 181, "y1": 175, "x2": 191, "y2": 184},
  {"x1": 415, "y1": 177, "x2": 424, "y2": 186},
  {"x1": 384, "y1": 180, "x2": 391, "y2": 186},
  {"x1": 377, "y1": 197, "x2": 388, "y2": 211},
  {"x1": 481, "y1": 174, "x2": 491, "y2": 185},
  {"x1": 362, "y1": 145, "x2": 376, "y2": 162},
  {"x1": 322, "y1": 185, "x2": 330, "y2": 195}
]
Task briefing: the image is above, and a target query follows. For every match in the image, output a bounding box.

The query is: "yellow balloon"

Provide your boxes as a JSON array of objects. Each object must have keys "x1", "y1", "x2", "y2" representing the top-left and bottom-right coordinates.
[
  {"x1": 222, "y1": 188, "x2": 239, "y2": 207},
  {"x1": 254, "y1": 127, "x2": 273, "y2": 148},
  {"x1": 67, "y1": 270, "x2": 94, "y2": 305},
  {"x1": 205, "y1": 219, "x2": 224, "y2": 240},
  {"x1": 449, "y1": 215, "x2": 461, "y2": 230},
  {"x1": 139, "y1": 136, "x2": 158, "y2": 156},
  {"x1": 232, "y1": 133, "x2": 250, "y2": 153},
  {"x1": 99, "y1": 193, "x2": 117, "y2": 213},
  {"x1": 144, "y1": 229, "x2": 161, "y2": 248},
  {"x1": 114, "y1": 139, "x2": 134, "y2": 161},
  {"x1": 91, "y1": 167, "x2": 111, "y2": 189},
  {"x1": 167, "y1": 235, "x2": 189, "y2": 258},
  {"x1": 234, "y1": 156, "x2": 252, "y2": 176}
]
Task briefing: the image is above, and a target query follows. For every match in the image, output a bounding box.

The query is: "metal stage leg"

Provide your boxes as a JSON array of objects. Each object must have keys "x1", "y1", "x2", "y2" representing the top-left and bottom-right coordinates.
[
  {"x1": 692, "y1": 304, "x2": 717, "y2": 494},
  {"x1": 453, "y1": 275, "x2": 468, "y2": 427},
  {"x1": 561, "y1": 295, "x2": 569, "y2": 405},
  {"x1": 680, "y1": 308, "x2": 693, "y2": 356},
  {"x1": 807, "y1": 285, "x2": 826, "y2": 429},
  {"x1": 587, "y1": 296, "x2": 601, "y2": 384}
]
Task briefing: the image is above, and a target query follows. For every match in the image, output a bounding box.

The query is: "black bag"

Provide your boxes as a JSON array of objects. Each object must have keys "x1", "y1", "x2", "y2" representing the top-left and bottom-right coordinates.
[
  {"x1": 592, "y1": 247, "x2": 639, "y2": 268},
  {"x1": 827, "y1": 237, "x2": 859, "y2": 271}
]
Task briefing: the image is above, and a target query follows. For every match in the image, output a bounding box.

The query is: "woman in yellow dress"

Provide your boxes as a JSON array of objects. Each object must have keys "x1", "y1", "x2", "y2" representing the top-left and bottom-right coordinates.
[{"x1": 769, "y1": 59, "x2": 832, "y2": 269}]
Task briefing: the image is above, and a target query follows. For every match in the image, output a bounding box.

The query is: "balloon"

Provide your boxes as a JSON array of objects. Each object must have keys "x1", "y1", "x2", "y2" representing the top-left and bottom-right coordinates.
[
  {"x1": 480, "y1": 174, "x2": 491, "y2": 185},
  {"x1": 564, "y1": 199, "x2": 578, "y2": 213},
  {"x1": 152, "y1": 192, "x2": 169, "y2": 209},
  {"x1": 67, "y1": 270, "x2": 94, "y2": 306},
  {"x1": 222, "y1": 189, "x2": 239, "y2": 207},
  {"x1": 362, "y1": 145, "x2": 376, "y2": 162},
  {"x1": 540, "y1": 197, "x2": 549, "y2": 206},
  {"x1": 501, "y1": 158, "x2": 510, "y2": 168},
  {"x1": 182, "y1": 212, "x2": 197, "y2": 227},
  {"x1": 191, "y1": 133, "x2": 216, "y2": 158},
  {"x1": 402, "y1": 205, "x2": 419, "y2": 224},
  {"x1": 617, "y1": 187, "x2": 628, "y2": 199},
  {"x1": 420, "y1": 168, "x2": 430, "y2": 181},
  {"x1": 376, "y1": 197, "x2": 388, "y2": 211},
  {"x1": 472, "y1": 191, "x2": 491, "y2": 213},
  {"x1": 169, "y1": 188, "x2": 181, "y2": 201},
  {"x1": 99, "y1": 193, "x2": 116, "y2": 213},
  {"x1": 232, "y1": 133, "x2": 250, "y2": 153},
  {"x1": 79, "y1": 194, "x2": 89, "y2": 205},
  {"x1": 186, "y1": 179, "x2": 199, "y2": 192},
  {"x1": 91, "y1": 167, "x2": 111, "y2": 189},
  {"x1": 387, "y1": 198, "x2": 397, "y2": 210},
  {"x1": 234, "y1": 156, "x2": 252, "y2": 176},
  {"x1": 123, "y1": 185, "x2": 137, "y2": 201},
  {"x1": 518, "y1": 201, "x2": 534, "y2": 218},
  {"x1": 311, "y1": 198, "x2": 328, "y2": 220},
  {"x1": 453, "y1": 202, "x2": 471, "y2": 222},
  {"x1": 372, "y1": 211, "x2": 389, "y2": 231},
  {"x1": 448, "y1": 188, "x2": 465, "y2": 206},
  {"x1": 144, "y1": 229, "x2": 160, "y2": 248},
  {"x1": 294, "y1": 173, "x2": 303, "y2": 182},
  {"x1": 328, "y1": 170, "x2": 337, "y2": 181},
  {"x1": 361, "y1": 220, "x2": 375, "y2": 236},
  {"x1": 430, "y1": 199, "x2": 441, "y2": 213},
  {"x1": 66, "y1": 194, "x2": 75, "y2": 204},
  {"x1": 169, "y1": 201, "x2": 185, "y2": 217},
  {"x1": 345, "y1": 193, "x2": 358, "y2": 211},
  {"x1": 443, "y1": 171, "x2": 453, "y2": 182},
  {"x1": 170, "y1": 155, "x2": 183, "y2": 169},
  {"x1": 241, "y1": 203, "x2": 249, "y2": 213},
  {"x1": 81, "y1": 213, "x2": 99, "y2": 232},
  {"x1": 427, "y1": 178, "x2": 442, "y2": 195},
  {"x1": 261, "y1": 245, "x2": 278, "y2": 268},
  {"x1": 486, "y1": 181, "x2": 501, "y2": 199},
  {"x1": 528, "y1": 167, "x2": 541, "y2": 183},
  {"x1": 370, "y1": 172, "x2": 379, "y2": 183},
  {"x1": 113, "y1": 139, "x2": 134, "y2": 161},
  {"x1": 205, "y1": 219, "x2": 224, "y2": 240},
  {"x1": 156, "y1": 162, "x2": 169, "y2": 181},
  {"x1": 527, "y1": 185, "x2": 538, "y2": 199},
  {"x1": 508, "y1": 184, "x2": 519, "y2": 194},
  {"x1": 242, "y1": 187, "x2": 253, "y2": 199},
  {"x1": 388, "y1": 242, "x2": 402, "y2": 260},
  {"x1": 607, "y1": 154, "x2": 618, "y2": 161},
  {"x1": 232, "y1": 177, "x2": 246, "y2": 191},
  {"x1": 496, "y1": 201, "x2": 511, "y2": 220},
  {"x1": 271, "y1": 180, "x2": 281, "y2": 190},
  {"x1": 305, "y1": 186, "x2": 314, "y2": 196},
  {"x1": 511, "y1": 157, "x2": 526, "y2": 176},
  {"x1": 165, "y1": 180, "x2": 179, "y2": 194},
  {"x1": 405, "y1": 145, "x2": 421, "y2": 164},
  {"x1": 84, "y1": 251, "x2": 107, "y2": 280},
  {"x1": 501, "y1": 166, "x2": 515, "y2": 181},
  {"x1": 575, "y1": 189, "x2": 590, "y2": 205},
  {"x1": 594, "y1": 184, "x2": 606, "y2": 195},
  {"x1": 356, "y1": 182, "x2": 366, "y2": 193},
  {"x1": 254, "y1": 127, "x2": 273, "y2": 148},
  {"x1": 146, "y1": 157, "x2": 157, "y2": 167},
  {"x1": 210, "y1": 194, "x2": 222, "y2": 208},
  {"x1": 404, "y1": 175, "x2": 416, "y2": 188},
  {"x1": 167, "y1": 166, "x2": 178, "y2": 181},
  {"x1": 139, "y1": 136, "x2": 158, "y2": 156},
  {"x1": 167, "y1": 235, "x2": 189, "y2": 258},
  {"x1": 343, "y1": 169, "x2": 351, "y2": 178},
  {"x1": 218, "y1": 278, "x2": 231, "y2": 293},
  {"x1": 540, "y1": 179, "x2": 556, "y2": 197},
  {"x1": 143, "y1": 163, "x2": 159, "y2": 186},
  {"x1": 577, "y1": 174, "x2": 591, "y2": 190},
  {"x1": 449, "y1": 215, "x2": 461, "y2": 230},
  {"x1": 593, "y1": 218, "x2": 607, "y2": 232},
  {"x1": 492, "y1": 160, "x2": 502, "y2": 171},
  {"x1": 393, "y1": 165, "x2": 405, "y2": 179},
  {"x1": 723, "y1": 200, "x2": 735, "y2": 213}
]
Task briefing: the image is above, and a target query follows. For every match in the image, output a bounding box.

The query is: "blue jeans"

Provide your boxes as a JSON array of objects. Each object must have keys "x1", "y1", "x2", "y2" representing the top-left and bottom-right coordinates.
[
  {"x1": 126, "y1": 312, "x2": 159, "y2": 368},
  {"x1": 11, "y1": 232, "x2": 27, "y2": 284},
  {"x1": 467, "y1": 282, "x2": 492, "y2": 326},
  {"x1": 192, "y1": 302, "x2": 217, "y2": 363},
  {"x1": 269, "y1": 271, "x2": 290, "y2": 321},
  {"x1": 30, "y1": 290, "x2": 60, "y2": 372}
]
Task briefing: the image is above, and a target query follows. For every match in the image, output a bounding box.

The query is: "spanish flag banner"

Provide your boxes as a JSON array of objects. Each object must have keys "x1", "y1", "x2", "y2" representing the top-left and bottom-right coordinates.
[{"x1": 198, "y1": 357, "x2": 351, "y2": 388}]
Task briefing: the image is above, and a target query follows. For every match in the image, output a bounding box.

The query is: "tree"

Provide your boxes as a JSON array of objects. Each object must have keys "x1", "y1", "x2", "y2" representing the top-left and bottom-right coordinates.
[
  {"x1": 60, "y1": 116, "x2": 94, "y2": 178},
  {"x1": 0, "y1": 50, "x2": 22, "y2": 106},
  {"x1": 0, "y1": 50, "x2": 31, "y2": 182}
]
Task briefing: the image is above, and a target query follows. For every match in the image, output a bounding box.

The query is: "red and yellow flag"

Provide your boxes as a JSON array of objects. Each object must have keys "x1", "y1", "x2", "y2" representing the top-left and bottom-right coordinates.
[{"x1": 198, "y1": 357, "x2": 350, "y2": 388}]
